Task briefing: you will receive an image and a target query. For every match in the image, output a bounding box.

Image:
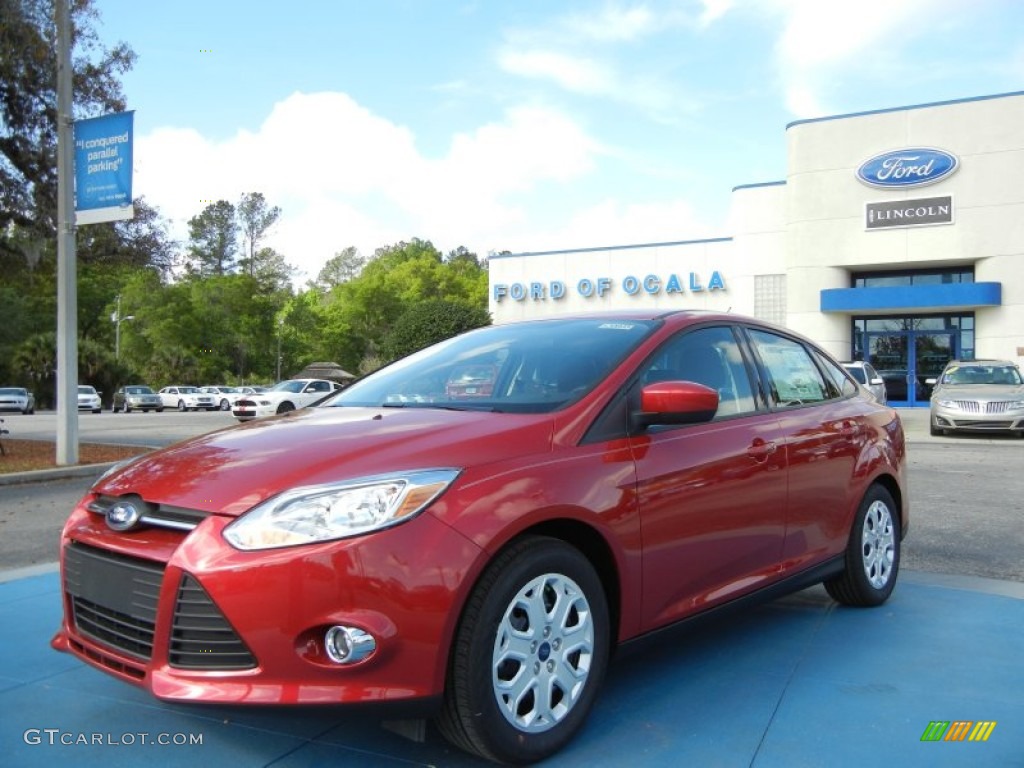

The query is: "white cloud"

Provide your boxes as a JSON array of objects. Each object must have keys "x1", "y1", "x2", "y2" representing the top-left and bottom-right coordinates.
[
  {"x1": 134, "y1": 92, "x2": 613, "y2": 282},
  {"x1": 766, "y1": 0, "x2": 939, "y2": 117},
  {"x1": 498, "y1": 50, "x2": 614, "y2": 94}
]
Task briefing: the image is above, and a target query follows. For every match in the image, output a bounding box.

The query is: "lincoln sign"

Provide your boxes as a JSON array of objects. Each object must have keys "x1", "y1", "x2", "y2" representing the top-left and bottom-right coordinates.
[{"x1": 865, "y1": 196, "x2": 953, "y2": 230}]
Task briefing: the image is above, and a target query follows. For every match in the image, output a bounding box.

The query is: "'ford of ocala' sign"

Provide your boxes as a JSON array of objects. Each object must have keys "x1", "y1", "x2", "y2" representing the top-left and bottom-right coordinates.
[{"x1": 856, "y1": 147, "x2": 959, "y2": 189}]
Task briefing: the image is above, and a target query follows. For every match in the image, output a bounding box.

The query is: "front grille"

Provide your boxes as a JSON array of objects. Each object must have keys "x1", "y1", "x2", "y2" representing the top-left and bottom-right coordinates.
[
  {"x1": 170, "y1": 575, "x2": 256, "y2": 669},
  {"x1": 952, "y1": 400, "x2": 1017, "y2": 415},
  {"x1": 87, "y1": 496, "x2": 212, "y2": 532},
  {"x1": 65, "y1": 543, "x2": 163, "y2": 660}
]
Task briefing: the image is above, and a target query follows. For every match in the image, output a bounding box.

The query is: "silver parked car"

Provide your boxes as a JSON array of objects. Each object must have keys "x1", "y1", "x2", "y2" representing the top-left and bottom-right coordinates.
[
  {"x1": 928, "y1": 360, "x2": 1024, "y2": 437},
  {"x1": 113, "y1": 385, "x2": 164, "y2": 413},
  {"x1": 841, "y1": 361, "x2": 887, "y2": 404}
]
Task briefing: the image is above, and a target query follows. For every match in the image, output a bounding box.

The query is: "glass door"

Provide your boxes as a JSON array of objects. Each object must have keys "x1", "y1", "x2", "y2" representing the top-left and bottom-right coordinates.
[
  {"x1": 866, "y1": 331, "x2": 955, "y2": 406},
  {"x1": 914, "y1": 333, "x2": 955, "y2": 404},
  {"x1": 868, "y1": 334, "x2": 910, "y2": 406}
]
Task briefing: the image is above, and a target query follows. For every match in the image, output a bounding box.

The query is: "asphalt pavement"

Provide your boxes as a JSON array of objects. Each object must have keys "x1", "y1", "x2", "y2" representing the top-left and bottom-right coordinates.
[{"x1": 0, "y1": 408, "x2": 1021, "y2": 766}]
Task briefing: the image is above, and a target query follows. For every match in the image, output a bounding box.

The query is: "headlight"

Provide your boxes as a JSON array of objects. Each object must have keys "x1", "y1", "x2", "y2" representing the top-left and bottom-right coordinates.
[
  {"x1": 935, "y1": 399, "x2": 958, "y2": 408},
  {"x1": 223, "y1": 469, "x2": 460, "y2": 550},
  {"x1": 1007, "y1": 399, "x2": 1024, "y2": 410}
]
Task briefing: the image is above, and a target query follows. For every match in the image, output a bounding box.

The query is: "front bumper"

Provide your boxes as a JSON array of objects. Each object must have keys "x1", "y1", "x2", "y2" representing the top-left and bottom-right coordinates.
[
  {"x1": 931, "y1": 402, "x2": 1024, "y2": 433},
  {"x1": 52, "y1": 500, "x2": 482, "y2": 705}
]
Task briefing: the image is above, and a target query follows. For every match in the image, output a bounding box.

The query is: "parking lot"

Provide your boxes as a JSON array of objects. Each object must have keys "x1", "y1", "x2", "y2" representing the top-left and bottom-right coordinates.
[{"x1": 0, "y1": 408, "x2": 1021, "y2": 765}]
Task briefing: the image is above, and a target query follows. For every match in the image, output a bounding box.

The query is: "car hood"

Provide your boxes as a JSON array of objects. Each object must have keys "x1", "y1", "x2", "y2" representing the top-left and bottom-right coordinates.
[
  {"x1": 934, "y1": 384, "x2": 1024, "y2": 399},
  {"x1": 94, "y1": 406, "x2": 554, "y2": 516}
]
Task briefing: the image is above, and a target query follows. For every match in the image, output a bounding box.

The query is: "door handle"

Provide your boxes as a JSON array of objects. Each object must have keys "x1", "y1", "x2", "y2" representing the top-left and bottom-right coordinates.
[{"x1": 747, "y1": 438, "x2": 777, "y2": 462}]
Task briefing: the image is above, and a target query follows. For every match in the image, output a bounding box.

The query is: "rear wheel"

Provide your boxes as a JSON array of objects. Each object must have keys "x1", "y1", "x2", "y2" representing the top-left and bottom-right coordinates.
[
  {"x1": 220, "y1": 398, "x2": 230, "y2": 411},
  {"x1": 437, "y1": 536, "x2": 609, "y2": 764},
  {"x1": 177, "y1": 399, "x2": 187, "y2": 412},
  {"x1": 825, "y1": 485, "x2": 900, "y2": 607}
]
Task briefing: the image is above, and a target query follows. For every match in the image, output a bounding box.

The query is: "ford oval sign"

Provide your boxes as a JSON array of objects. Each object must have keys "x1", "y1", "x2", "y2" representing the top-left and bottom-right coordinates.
[
  {"x1": 107, "y1": 501, "x2": 142, "y2": 531},
  {"x1": 857, "y1": 148, "x2": 959, "y2": 189}
]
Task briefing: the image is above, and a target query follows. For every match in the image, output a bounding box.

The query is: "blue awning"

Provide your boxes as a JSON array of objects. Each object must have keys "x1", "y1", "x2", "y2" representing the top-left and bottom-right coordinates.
[{"x1": 821, "y1": 282, "x2": 1001, "y2": 313}]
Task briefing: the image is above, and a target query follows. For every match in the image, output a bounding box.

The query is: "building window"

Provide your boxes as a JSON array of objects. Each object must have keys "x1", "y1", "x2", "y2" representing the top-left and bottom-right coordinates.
[
  {"x1": 852, "y1": 268, "x2": 974, "y2": 288},
  {"x1": 754, "y1": 274, "x2": 786, "y2": 325}
]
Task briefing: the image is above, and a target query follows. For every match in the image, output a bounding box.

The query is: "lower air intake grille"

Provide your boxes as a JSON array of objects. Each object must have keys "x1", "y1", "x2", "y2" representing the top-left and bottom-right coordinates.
[
  {"x1": 65, "y1": 542, "x2": 163, "y2": 660},
  {"x1": 170, "y1": 575, "x2": 256, "y2": 669}
]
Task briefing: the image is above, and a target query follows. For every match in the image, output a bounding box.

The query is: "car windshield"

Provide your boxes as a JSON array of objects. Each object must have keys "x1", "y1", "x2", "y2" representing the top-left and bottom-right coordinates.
[
  {"x1": 78, "y1": 386, "x2": 95, "y2": 394},
  {"x1": 179, "y1": 387, "x2": 199, "y2": 393},
  {"x1": 127, "y1": 386, "x2": 153, "y2": 394},
  {"x1": 0, "y1": 388, "x2": 25, "y2": 395},
  {"x1": 943, "y1": 365, "x2": 1022, "y2": 385},
  {"x1": 270, "y1": 380, "x2": 308, "y2": 393},
  {"x1": 325, "y1": 318, "x2": 658, "y2": 413}
]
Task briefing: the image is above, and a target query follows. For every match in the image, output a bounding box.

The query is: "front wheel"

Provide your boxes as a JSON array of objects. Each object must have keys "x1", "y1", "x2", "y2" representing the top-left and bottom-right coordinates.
[
  {"x1": 276, "y1": 401, "x2": 295, "y2": 414},
  {"x1": 437, "y1": 536, "x2": 609, "y2": 764},
  {"x1": 825, "y1": 485, "x2": 900, "y2": 607},
  {"x1": 220, "y1": 398, "x2": 230, "y2": 411}
]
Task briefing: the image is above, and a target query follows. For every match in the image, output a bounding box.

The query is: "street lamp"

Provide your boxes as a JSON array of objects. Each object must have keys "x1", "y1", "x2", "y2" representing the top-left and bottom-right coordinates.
[{"x1": 112, "y1": 294, "x2": 135, "y2": 360}]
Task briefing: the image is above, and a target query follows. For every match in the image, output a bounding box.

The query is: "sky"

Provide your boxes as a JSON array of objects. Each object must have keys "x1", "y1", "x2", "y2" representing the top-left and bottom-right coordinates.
[{"x1": 91, "y1": 0, "x2": 1024, "y2": 284}]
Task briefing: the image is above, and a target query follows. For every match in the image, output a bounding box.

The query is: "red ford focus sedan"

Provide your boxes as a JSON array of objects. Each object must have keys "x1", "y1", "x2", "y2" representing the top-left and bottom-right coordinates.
[{"x1": 53, "y1": 311, "x2": 908, "y2": 764}]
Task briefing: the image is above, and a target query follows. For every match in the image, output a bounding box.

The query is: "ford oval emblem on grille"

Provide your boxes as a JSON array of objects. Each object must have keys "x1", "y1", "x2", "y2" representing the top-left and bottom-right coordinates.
[
  {"x1": 107, "y1": 501, "x2": 142, "y2": 531},
  {"x1": 856, "y1": 147, "x2": 959, "y2": 189}
]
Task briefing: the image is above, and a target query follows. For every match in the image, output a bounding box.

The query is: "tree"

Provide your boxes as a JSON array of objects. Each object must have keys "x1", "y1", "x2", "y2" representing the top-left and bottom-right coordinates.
[
  {"x1": 0, "y1": 0, "x2": 136, "y2": 252},
  {"x1": 381, "y1": 300, "x2": 491, "y2": 361},
  {"x1": 237, "y1": 192, "x2": 280, "y2": 278},
  {"x1": 186, "y1": 200, "x2": 237, "y2": 276},
  {"x1": 314, "y1": 246, "x2": 365, "y2": 291}
]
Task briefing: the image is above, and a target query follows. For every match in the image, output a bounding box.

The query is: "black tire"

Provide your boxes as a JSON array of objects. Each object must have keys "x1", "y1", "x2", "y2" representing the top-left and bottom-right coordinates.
[
  {"x1": 156, "y1": 407, "x2": 164, "y2": 412},
  {"x1": 177, "y1": 399, "x2": 187, "y2": 412},
  {"x1": 276, "y1": 401, "x2": 295, "y2": 414},
  {"x1": 92, "y1": 409, "x2": 101, "y2": 414},
  {"x1": 122, "y1": 402, "x2": 131, "y2": 413},
  {"x1": 825, "y1": 485, "x2": 900, "y2": 607},
  {"x1": 436, "y1": 536, "x2": 610, "y2": 764},
  {"x1": 220, "y1": 398, "x2": 230, "y2": 411},
  {"x1": 929, "y1": 418, "x2": 944, "y2": 436}
]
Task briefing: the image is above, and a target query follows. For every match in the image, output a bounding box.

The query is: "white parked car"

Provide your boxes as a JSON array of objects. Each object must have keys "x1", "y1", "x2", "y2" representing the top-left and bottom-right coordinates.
[
  {"x1": 841, "y1": 361, "x2": 887, "y2": 404},
  {"x1": 158, "y1": 385, "x2": 218, "y2": 412},
  {"x1": 199, "y1": 385, "x2": 247, "y2": 411},
  {"x1": 77, "y1": 385, "x2": 102, "y2": 413},
  {"x1": 232, "y1": 378, "x2": 340, "y2": 421},
  {"x1": 0, "y1": 387, "x2": 34, "y2": 414}
]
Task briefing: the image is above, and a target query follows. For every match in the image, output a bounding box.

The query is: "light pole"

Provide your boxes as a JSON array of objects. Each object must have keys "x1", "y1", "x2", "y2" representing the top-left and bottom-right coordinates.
[
  {"x1": 275, "y1": 317, "x2": 284, "y2": 381},
  {"x1": 112, "y1": 294, "x2": 135, "y2": 360}
]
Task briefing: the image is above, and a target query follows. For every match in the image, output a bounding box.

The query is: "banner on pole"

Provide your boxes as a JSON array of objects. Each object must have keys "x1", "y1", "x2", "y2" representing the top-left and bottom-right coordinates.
[{"x1": 74, "y1": 111, "x2": 135, "y2": 225}]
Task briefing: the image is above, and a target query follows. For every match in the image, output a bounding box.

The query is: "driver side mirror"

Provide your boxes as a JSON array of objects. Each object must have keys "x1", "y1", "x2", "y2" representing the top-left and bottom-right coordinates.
[{"x1": 632, "y1": 380, "x2": 719, "y2": 430}]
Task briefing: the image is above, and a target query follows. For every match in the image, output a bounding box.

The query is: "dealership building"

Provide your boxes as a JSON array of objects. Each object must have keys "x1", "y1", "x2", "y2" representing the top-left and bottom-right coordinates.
[{"x1": 489, "y1": 90, "x2": 1024, "y2": 407}]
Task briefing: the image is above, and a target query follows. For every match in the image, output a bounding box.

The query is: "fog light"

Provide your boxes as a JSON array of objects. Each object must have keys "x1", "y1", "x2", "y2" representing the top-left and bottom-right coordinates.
[{"x1": 325, "y1": 626, "x2": 376, "y2": 664}]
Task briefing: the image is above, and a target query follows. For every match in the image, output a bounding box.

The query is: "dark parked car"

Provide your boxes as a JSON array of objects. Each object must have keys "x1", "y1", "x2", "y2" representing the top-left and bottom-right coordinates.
[
  {"x1": 112, "y1": 385, "x2": 164, "y2": 413},
  {"x1": 53, "y1": 311, "x2": 908, "y2": 764}
]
